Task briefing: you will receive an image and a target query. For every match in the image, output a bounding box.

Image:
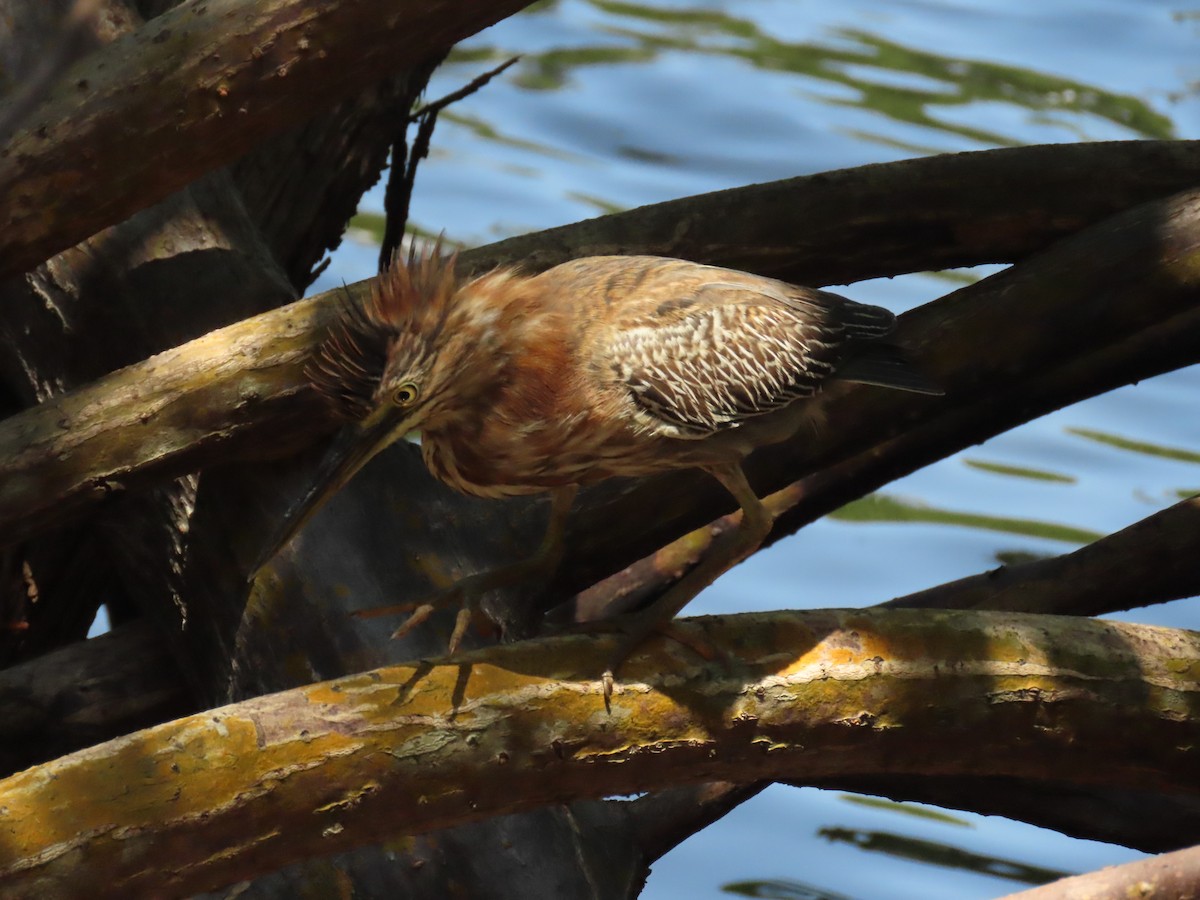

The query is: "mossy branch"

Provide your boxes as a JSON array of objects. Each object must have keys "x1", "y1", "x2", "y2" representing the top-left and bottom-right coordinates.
[{"x1": 0, "y1": 609, "x2": 1195, "y2": 898}]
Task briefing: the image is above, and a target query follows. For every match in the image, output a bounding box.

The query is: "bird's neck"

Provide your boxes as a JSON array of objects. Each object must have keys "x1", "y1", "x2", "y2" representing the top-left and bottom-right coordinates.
[{"x1": 422, "y1": 269, "x2": 567, "y2": 431}]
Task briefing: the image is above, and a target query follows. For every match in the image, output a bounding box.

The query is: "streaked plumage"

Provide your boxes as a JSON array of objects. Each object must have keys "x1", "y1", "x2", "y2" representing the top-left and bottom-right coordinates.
[
  {"x1": 310, "y1": 253, "x2": 934, "y2": 496},
  {"x1": 284, "y1": 248, "x2": 940, "y2": 687}
]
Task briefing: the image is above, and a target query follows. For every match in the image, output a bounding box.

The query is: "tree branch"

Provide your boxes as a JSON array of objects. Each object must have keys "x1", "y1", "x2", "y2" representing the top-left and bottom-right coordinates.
[
  {"x1": 0, "y1": 0, "x2": 537, "y2": 278},
  {"x1": 0, "y1": 609, "x2": 1195, "y2": 898},
  {"x1": 0, "y1": 622, "x2": 190, "y2": 775},
  {"x1": 379, "y1": 56, "x2": 519, "y2": 269},
  {"x1": 0, "y1": 295, "x2": 331, "y2": 544},
  {"x1": 998, "y1": 843, "x2": 1200, "y2": 900},
  {"x1": 0, "y1": 0, "x2": 105, "y2": 144},
  {"x1": 465, "y1": 140, "x2": 1200, "y2": 285},
  {"x1": 884, "y1": 494, "x2": 1200, "y2": 616}
]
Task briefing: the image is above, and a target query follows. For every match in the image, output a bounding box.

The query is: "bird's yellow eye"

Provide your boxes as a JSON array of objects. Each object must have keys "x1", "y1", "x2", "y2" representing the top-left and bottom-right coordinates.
[{"x1": 392, "y1": 382, "x2": 419, "y2": 407}]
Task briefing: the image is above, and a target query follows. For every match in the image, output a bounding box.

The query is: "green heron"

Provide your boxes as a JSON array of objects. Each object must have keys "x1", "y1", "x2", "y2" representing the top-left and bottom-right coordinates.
[{"x1": 259, "y1": 247, "x2": 939, "y2": 692}]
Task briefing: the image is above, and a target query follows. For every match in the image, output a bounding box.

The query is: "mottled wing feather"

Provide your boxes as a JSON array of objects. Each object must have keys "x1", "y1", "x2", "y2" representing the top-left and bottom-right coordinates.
[{"x1": 611, "y1": 280, "x2": 895, "y2": 437}]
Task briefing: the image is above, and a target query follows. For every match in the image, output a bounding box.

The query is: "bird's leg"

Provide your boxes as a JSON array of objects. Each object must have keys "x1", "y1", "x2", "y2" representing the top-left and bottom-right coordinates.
[
  {"x1": 370, "y1": 485, "x2": 579, "y2": 650},
  {"x1": 602, "y1": 462, "x2": 772, "y2": 696}
]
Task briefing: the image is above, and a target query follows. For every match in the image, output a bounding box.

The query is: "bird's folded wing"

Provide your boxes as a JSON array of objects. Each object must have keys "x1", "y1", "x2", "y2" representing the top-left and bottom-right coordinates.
[{"x1": 607, "y1": 281, "x2": 873, "y2": 437}]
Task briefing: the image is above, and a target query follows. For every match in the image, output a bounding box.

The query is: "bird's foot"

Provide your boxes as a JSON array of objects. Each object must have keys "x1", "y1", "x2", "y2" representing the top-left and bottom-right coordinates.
[{"x1": 351, "y1": 565, "x2": 534, "y2": 653}]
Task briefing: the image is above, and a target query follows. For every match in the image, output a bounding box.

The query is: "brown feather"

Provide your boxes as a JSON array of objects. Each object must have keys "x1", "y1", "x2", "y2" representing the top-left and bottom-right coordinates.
[
  {"x1": 307, "y1": 252, "x2": 936, "y2": 497},
  {"x1": 308, "y1": 241, "x2": 460, "y2": 422}
]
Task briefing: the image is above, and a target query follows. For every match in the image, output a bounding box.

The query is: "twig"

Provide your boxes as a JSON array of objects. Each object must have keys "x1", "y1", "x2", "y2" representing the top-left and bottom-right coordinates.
[
  {"x1": 407, "y1": 56, "x2": 521, "y2": 122},
  {"x1": 378, "y1": 57, "x2": 520, "y2": 270}
]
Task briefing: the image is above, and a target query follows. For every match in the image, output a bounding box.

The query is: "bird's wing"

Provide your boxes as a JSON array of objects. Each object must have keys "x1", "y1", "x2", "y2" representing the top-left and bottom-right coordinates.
[{"x1": 607, "y1": 279, "x2": 894, "y2": 437}]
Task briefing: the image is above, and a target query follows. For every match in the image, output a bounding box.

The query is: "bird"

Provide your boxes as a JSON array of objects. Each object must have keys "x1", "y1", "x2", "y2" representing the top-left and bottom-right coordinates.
[{"x1": 257, "y1": 245, "x2": 940, "y2": 693}]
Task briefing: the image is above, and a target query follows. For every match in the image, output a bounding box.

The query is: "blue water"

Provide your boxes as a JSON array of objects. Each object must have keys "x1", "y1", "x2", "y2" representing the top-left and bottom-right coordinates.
[{"x1": 316, "y1": 2, "x2": 1200, "y2": 897}]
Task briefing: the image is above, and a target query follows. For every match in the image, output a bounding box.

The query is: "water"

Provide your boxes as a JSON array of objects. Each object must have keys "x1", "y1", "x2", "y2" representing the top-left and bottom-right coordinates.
[{"x1": 317, "y1": 2, "x2": 1200, "y2": 897}]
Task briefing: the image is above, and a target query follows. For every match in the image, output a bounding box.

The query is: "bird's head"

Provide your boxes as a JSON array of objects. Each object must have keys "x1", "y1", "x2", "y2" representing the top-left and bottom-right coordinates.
[{"x1": 251, "y1": 244, "x2": 463, "y2": 577}]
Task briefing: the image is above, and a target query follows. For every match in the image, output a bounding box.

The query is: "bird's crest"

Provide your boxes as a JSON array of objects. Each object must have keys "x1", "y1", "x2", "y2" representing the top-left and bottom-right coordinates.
[{"x1": 309, "y1": 240, "x2": 459, "y2": 421}]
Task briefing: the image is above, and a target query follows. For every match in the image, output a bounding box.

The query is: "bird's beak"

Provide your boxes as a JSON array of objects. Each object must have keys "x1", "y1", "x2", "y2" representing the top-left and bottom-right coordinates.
[{"x1": 249, "y1": 407, "x2": 412, "y2": 582}]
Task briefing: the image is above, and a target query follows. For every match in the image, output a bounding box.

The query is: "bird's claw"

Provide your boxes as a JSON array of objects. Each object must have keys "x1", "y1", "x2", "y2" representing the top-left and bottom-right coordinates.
[
  {"x1": 598, "y1": 618, "x2": 648, "y2": 706},
  {"x1": 447, "y1": 606, "x2": 473, "y2": 654},
  {"x1": 382, "y1": 574, "x2": 492, "y2": 651},
  {"x1": 388, "y1": 603, "x2": 436, "y2": 640},
  {"x1": 597, "y1": 615, "x2": 721, "y2": 708}
]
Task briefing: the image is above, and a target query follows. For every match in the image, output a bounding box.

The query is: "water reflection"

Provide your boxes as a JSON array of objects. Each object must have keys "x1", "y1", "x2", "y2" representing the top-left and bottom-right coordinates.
[
  {"x1": 838, "y1": 794, "x2": 972, "y2": 827},
  {"x1": 831, "y1": 493, "x2": 1102, "y2": 544},
  {"x1": 818, "y1": 827, "x2": 1072, "y2": 885},
  {"x1": 723, "y1": 878, "x2": 854, "y2": 900},
  {"x1": 1067, "y1": 427, "x2": 1200, "y2": 464},
  {"x1": 439, "y1": 109, "x2": 583, "y2": 160},
  {"x1": 994, "y1": 550, "x2": 1054, "y2": 566},
  {"x1": 962, "y1": 459, "x2": 1076, "y2": 484}
]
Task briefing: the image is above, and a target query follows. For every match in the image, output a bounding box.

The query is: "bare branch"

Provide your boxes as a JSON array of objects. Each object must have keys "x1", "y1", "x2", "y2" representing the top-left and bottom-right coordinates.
[
  {"x1": 884, "y1": 494, "x2": 1200, "y2": 616},
  {"x1": 409, "y1": 56, "x2": 520, "y2": 122},
  {"x1": 0, "y1": 622, "x2": 191, "y2": 774},
  {"x1": 379, "y1": 55, "x2": 520, "y2": 268},
  {"x1": 464, "y1": 140, "x2": 1200, "y2": 285},
  {"x1": 626, "y1": 782, "x2": 767, "y2": 864},
  {"x1": 0, "y1": 0, "x2": 105, "y2": 143},
  {"x1": 0, "y1": 291, "x2": 331, "y2": 544}
]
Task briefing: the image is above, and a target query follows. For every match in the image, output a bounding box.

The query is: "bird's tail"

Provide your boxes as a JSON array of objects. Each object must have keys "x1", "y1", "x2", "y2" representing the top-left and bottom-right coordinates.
[{"x1": 838, "y1": 344, "x2": 943, "y2": 395}]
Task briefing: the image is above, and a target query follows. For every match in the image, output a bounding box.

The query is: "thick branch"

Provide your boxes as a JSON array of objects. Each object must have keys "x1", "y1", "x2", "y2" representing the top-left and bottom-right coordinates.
[
  {"x1": 0, "y1": 296, "x2": 334, "y2": 544},
  {"x1": 466, "y1": 140, "x2": 1200, "y2": 285},
  {"x1": 0, "y1": 609, "x2": 1195, "y2": 898},
  {"x1": 0, "y1": 0, "x2": 536, "y2": 278},
  {"x1": 579, "y1": 481, "x2": 1200, "y2": 629},
  {"x1": 0, "y1": 622, "x2": 190, "y2": 775},
  {"x1": 0, "y1": 0, "x2": 106, "y2": 144},
  {"x1": 884, "y1": 494, "x2": 1200, "y2": 616}
]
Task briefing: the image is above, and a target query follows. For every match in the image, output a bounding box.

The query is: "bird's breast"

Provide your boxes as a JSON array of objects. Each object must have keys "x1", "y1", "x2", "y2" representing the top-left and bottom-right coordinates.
[
  {"x1": 419, "y1": 410, "x2": 631, "y2": 498},
  {"x1": 418, "y1": 394, "x2": 776, "y2": 498}
]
